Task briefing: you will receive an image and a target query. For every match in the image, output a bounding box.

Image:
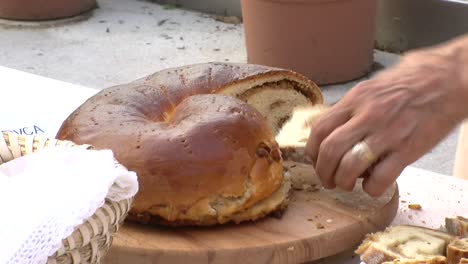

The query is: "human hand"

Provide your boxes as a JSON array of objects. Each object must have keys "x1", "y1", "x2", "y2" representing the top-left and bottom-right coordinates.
[{"x1": 305, "y1": 49, "x2": 468, "y2": 197}]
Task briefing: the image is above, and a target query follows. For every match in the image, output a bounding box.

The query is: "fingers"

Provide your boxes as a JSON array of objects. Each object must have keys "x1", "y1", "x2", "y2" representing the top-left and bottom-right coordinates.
[
  {"x1": 314, "y1": 115, "x2": 369, "y2": 189},
  {"x1": 305, "y1": 106, "x2": 351, "y2": 167},
  {"x1": 307, "y1": 93, "x2": 412, "y2": 193},
  {"x1": 331, "y1": 117, "x2": 406, "y2": 191},
  {"x1": 362, "y1": 152, "x2": 406, "y2": 197},
  {"x1": 333, "y1": 137, "x2": 388, "y2": 191},
  {"x1": 326, "y1": 121, "x2": 407, "y2": 193}
]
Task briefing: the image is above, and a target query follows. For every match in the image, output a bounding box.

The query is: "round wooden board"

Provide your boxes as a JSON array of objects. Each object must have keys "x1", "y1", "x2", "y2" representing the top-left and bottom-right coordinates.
[{"x1": 104, "y1": 161, "x2": 399, "y2": 264}]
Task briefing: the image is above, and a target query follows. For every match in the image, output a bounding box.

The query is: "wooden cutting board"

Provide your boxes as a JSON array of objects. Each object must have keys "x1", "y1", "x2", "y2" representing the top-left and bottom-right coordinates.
[{"x1": 104, "y1": 161, "x2": 399, "y2": 264}]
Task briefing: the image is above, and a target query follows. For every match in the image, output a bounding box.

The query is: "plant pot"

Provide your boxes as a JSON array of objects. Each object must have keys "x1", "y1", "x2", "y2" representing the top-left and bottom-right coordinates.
[
  {"x1": 0, "y1": 0, "x2": 97, "y2": 21},
  {"x1": 375, "y1": 0, "x2": 468, "y2": 53},
  {"x1": 240, "y1": 0, "x2": 377, "y2": 85}
]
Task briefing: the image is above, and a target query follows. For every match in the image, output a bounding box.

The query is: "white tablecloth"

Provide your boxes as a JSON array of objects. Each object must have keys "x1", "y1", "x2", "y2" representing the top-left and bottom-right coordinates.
[{"x1": 1, "y1": 66, "x2": 97, "y2": 138}]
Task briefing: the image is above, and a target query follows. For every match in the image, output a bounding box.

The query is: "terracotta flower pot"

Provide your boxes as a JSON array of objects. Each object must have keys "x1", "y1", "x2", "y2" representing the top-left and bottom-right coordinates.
[
  {"x1": 240, "y1": 0, "x2": 377, "y2": 85},
  {"x1": 0, "y1": 0, "x2": 97, "y2": 21}
]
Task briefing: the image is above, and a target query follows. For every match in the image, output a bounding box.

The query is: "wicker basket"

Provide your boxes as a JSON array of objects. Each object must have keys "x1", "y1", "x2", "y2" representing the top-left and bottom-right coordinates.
[{"x1": 0, "y1": 132, "x2": 134, "y2": 264}]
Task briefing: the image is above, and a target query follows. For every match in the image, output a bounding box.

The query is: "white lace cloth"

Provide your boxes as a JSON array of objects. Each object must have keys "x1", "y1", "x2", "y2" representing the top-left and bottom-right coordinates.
[{"x1": 0, "y1": 148, "x2": 139, "y2": 264}]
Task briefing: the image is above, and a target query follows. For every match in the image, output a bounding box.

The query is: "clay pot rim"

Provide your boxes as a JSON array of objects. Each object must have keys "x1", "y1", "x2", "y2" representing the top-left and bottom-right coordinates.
[
  {"x1": 254, "y1": 0, "x2": 349, "y2": 5},
  {"x1": 0, "y1": 0, "x2": 97, "y2": 21}
]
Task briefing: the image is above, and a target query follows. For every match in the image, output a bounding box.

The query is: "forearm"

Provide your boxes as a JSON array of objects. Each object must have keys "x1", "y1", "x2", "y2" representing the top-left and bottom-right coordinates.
[
  {"x1": 434, "y1": 33, "x2": 468, "y2": 87},
  {"x1": 405, "y1": 34, "x2": 468, "y2": 120}
]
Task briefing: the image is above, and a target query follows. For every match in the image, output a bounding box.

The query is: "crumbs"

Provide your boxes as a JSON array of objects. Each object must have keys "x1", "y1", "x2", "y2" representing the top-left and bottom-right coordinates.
[
  {"x1": 408, "y1": 204, "x2": 422, "y2": 210},
  {"x1": 293, "y1": 183, "x2": 319, "y2": 192},
  {"x1": 307, "y1": 214, "x2": 331, "y2": 230},
  {"x1": 302, "y1": 184, "x2": 320, "y2": 192},
  {"x1": 316, "y1": 223, "x2": 325, "y2": 229},
  {"x1": 401, "y1": 200, "x2": 422, "y2": 210}
]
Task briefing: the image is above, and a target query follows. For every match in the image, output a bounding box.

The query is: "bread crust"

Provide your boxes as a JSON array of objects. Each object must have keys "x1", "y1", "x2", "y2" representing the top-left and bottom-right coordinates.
[
  {"x1": 357, "y1": 216, "x2": 468, "y2": 264},
  {"x1": 56, "y1": 63, "x2": 323, "y2": 226},
  {"x1": 446, "y1": 216, "x2": 468, "y2": 237},
  {"x1": 447, "y1": 237, "x2": 468, "y2": 264},
  {"x1": 132, "y1": 62, "x2": 323, "y2": 134},
  {"x1": 356, "y1": 225, "x2": 454, "y2": 264}
]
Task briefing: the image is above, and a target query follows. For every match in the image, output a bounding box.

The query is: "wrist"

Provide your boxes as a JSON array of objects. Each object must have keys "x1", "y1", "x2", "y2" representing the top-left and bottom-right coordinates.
[
  {"x1": 432, "y1": 36, "x2": 468, "y2": 105},
  {"x1": 445, "y1": 37, "x2": 468, "y2": 120},
  {"x1": 408, "y1": 35, "x2": 468, "y2": 120}
]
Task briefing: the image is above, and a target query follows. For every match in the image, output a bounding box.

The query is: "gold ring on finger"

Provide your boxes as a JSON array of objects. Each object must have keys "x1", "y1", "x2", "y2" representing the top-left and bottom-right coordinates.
[{"x1": 351, "y1": 141, "x2": 377, "y2": 164}]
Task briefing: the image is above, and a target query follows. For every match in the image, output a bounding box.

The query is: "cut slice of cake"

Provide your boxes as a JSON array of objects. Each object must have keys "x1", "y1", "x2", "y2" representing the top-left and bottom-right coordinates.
[
  {"x1": 446, "y1": 216, "x2": 468, "y2": 237},
  {"x1": 447, "y1": 237, "x2": 468, "y2": 264},
  {"x1": 275, "y1": 105, "x2": 328, "y2": 163},
  {"x1": 381, "y1": 256, "x2": 447, "y2": 263},
  {"x1": 356, "y1": 225, "x2": 454, "y2": 264}
]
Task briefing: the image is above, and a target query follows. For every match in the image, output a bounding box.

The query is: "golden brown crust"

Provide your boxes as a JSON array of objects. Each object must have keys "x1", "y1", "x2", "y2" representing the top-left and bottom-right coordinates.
[
  {"x1": 446, "y1": 217, "x2": 468, "y2": 237},
  {"x1": 127, "y1": 172, "x2": 292, "y2": 226},
  {"x1": 56, "y1": 63, "x2": 322, "y2": 226},
  {"x1": 131, "y1": 62, "x2": 323, "y2": 135},
  {"x1": 132, "y1": 62, "x2": 323, "y2": 110},
  {"x1": 58, "y1": 94, "x2": 283, "y2": 225},
  {"x1": 447, "y1": 237, "x2": 468, "y2": 264}
]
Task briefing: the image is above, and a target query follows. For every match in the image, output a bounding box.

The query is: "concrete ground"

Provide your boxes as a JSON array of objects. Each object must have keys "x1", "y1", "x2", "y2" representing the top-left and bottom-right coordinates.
[{"x1": 0, "y1": 0, "x2": 459, "y2": 175}]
